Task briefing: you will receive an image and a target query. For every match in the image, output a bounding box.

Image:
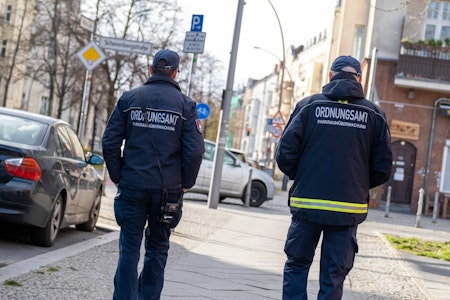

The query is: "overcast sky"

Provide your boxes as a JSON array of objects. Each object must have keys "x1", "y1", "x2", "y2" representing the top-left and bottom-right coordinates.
[{"x1": 177, "y1": 0, "x2": 335, "y2": 86}]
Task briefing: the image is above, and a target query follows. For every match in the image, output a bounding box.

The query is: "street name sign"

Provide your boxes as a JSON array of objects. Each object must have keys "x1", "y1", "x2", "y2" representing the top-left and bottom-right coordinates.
[{"x1": 98, "y1": 36, "x2": 152, "y2": 55}]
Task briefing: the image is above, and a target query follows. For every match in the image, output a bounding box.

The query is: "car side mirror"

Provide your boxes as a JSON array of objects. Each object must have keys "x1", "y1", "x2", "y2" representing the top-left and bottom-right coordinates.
[{"x1": 88, "y1": 153, "x2": 104, "y2": 165}]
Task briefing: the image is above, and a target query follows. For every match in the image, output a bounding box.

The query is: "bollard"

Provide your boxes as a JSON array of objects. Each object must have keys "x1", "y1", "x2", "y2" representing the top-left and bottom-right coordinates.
[
  {"x1": 432, "y1": 191, "x2": 439, "y2": 223},
  {"x1": 384, "y1": 186, "x2": 392, "y2": 218},
  {"x1": 282, "y1": 174, "x2": 288, "y2": 191},
  {"x1": 415, "y1": 188, "x2": 424, "y2": 228},
  {"x1": 244, "y1": 168, "x2": 253, "y2": 208}
]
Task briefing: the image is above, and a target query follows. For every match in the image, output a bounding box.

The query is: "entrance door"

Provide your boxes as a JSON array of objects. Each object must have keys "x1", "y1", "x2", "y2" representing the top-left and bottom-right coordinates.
[{"x1": 383, "y1": 141, "x2": 416, "y2": 204}]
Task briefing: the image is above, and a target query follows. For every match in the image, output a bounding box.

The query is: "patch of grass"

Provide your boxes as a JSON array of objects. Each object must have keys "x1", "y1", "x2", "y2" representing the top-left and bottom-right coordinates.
[
  {"x1": 4, "y1": 280, "x2": 22, "y2": 287},
  {"x1": 386, "y1": 235, "x2": 450, "y2": 261},
  {"x1": 48, "y1": 266, "x2": 59, "y2": 272},
  {"x1": 69, "y1": 266, "x2": 79, "y2": 271}
]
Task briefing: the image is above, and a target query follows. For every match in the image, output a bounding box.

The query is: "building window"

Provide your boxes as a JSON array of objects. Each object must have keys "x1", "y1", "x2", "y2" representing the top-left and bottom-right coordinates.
[
  {"x1": 5, "y1": 5, "x2": 12, "y2": 22},
  {"x1": 427, "y1": 1, "x2": 440, "y2": 19},
  {"x1": 425, "y1": 1, "x2": 450, "y2": 40},
  {"x1": 1, "y1": 40, "x2": 6, "y2": 58},
  {"x1": 40, "y1": 96, "x2": 49, "y2": 115},
  {"x1": 352, "y1": 25, "x2": 365, "y2": 62},
  {"x1": 425, "y1": 24, "x2": 437, "y2": 40}
]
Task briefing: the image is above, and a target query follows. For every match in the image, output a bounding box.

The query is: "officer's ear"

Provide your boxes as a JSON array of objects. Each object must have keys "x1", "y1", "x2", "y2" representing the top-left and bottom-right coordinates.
[
  {"x1": 149, "y1": 66, "x2": 156, "y2": 75},
  {"x1": 170, "y1": 68, "x2": 179, "y2": 79}
]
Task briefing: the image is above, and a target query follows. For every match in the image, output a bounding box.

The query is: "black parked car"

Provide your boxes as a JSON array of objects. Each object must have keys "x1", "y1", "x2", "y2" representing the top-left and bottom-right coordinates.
[{"x1": 0, "y1": 108, "x2": 104, "y2": 247}]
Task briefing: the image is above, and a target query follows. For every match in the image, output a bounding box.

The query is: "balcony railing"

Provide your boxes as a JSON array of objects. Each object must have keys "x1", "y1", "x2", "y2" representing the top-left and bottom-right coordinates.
[{"x1": 397, "y1": 42, "x2": 450, "y2": 82}]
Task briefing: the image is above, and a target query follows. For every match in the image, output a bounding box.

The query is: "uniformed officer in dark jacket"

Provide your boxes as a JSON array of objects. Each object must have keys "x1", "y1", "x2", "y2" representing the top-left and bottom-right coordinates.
[
  {"x1": 276, "y1": 55, "x2": 392, "y2": 300},
  {"x1": 102, "y1": 49, "x2": 205, "y2": 300}
]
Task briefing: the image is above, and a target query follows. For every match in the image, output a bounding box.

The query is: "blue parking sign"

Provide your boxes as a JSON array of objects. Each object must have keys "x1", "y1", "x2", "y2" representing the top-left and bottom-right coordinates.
[
  {"x1": 191, "y1": 15, "x2": 203, "y2": 32},
  {"x1": 196, "y1": 102, "x2": 210, "y2": 120}
]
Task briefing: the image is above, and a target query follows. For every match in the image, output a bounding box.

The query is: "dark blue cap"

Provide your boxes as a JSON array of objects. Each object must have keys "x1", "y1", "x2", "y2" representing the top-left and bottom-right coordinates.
[
  {"x1": 331, "y1": 55, "x2": 361, "y2": 74},
  {"x1": 152, "y1": 49, "x2": 179, "y2": 70}
]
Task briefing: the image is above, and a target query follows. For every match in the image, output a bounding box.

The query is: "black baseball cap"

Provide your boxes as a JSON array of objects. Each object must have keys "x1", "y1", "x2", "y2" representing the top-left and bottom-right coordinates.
[
  {"x1": 152, "y1": 49, "x2": 179, "y2": 71},
  {"x1": 330, "y1": 55, "x2": 361, "y2": 75}
]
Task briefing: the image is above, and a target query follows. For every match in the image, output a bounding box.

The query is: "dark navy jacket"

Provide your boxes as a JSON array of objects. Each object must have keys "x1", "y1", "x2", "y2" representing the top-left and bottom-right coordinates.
[
  {"x1": 102, "y1": 73, "x2": 205, "y2": 191},
  {"x1": 275, "y1": 73, "x2": 392, "y2": 226}
]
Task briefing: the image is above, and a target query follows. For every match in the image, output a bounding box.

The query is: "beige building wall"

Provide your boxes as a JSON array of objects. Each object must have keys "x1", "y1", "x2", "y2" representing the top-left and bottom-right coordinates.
[
  {"x1": 328, "y1": 0, "x2": 370, "y2": 72},
  {"x1": 365, "y1": 0, "x2": 406, "y2": 61},
  {"x1": 0, "y1": 0, "x2": 35, "y2": 109}
]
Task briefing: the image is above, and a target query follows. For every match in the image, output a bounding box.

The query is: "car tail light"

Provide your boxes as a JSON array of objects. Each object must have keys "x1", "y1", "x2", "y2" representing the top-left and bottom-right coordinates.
[{"x1": 5, "y1": 157, "x2": 42, "y2": 181}]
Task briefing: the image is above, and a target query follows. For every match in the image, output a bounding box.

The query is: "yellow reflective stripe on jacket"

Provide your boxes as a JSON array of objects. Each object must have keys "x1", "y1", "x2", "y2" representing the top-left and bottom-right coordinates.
[{"x1": 290, "y1": 197, "x2": 368, "y2": 214}]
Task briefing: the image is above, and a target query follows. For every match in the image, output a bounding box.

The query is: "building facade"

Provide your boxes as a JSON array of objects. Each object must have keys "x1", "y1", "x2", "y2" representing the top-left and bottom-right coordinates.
[{"x1": 239, "y1": 0, "x2": 450, "y2": 216}]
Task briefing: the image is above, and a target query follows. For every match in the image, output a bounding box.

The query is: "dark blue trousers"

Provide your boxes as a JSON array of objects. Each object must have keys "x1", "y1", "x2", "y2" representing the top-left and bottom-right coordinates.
[
  {"x1": 113, "y1": 187, "x2": 178, "y2": 300},
  {"x1": 283, "y1": 217, "x2": 358, "y2": 300}
]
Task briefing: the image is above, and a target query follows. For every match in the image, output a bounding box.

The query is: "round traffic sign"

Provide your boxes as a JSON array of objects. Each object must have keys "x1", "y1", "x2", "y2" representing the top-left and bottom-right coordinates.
[
  {"x1": 196, "y1": 102, "x2": 210, "y2": 120},
  {"x1": 271, "y1": 125, "x2": 283, "y2": 138}
]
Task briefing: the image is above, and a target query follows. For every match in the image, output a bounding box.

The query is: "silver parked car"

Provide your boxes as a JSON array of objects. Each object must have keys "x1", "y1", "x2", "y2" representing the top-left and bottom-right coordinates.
[{"x1": 189, "y1": 139, "x2": 276, "y2": 207}]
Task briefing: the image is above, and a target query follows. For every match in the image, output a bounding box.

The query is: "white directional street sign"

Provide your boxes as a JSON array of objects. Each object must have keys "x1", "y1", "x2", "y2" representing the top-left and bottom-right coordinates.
[
  {"x1": 183, "y1": 32, "x2": 206, "y2": 54},
  {"x1": 80, "y1": 15, "x2": 95, "y2": 32},
  {"x1": 98, "y1": 36, "x2": 152, "y2": 55}
]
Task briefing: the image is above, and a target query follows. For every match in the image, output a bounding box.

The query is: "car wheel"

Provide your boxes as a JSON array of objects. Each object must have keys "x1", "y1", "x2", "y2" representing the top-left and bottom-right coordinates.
[
  {"x1": 76, "y1": 189, "x2": 102, "y2": 232},
  {"x1": 31, "y1": 194, "x2": 63, "y2": 247},
  {"x1": 241, "y1": 181, "x2": 267, "y2": 207}
]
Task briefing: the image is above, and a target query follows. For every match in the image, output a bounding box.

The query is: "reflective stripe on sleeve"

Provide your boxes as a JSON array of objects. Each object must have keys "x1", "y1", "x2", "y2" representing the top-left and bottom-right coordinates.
[{"x1": 290, "y1": 197, "x2": 368, "y2": 214}]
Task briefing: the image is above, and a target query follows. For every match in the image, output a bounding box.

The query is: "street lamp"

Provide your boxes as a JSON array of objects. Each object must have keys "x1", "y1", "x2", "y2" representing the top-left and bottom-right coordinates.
[
  {"x1": 267, "y1": 0, "x2": 285, "y2": 111},
  {"x1": 253, "y1": 46, "x2": 293, "y2": 82}
]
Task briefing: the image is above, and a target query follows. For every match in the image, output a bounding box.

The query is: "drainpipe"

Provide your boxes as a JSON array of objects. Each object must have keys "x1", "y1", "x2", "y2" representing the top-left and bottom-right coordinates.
[{"x1": 423, "y1": 97, "x2": 450, "y2": 209}]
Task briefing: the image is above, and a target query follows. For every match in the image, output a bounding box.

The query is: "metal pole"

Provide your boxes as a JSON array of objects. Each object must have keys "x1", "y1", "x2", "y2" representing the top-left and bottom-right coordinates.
[
  {"x1": 384, "y1": 186, "x2": 392, "y2": 218},
  {"x1": 267, "y1": 0, "x2": 285, "y2": 111},
  {"x1": 187, "y1": 53, "x2": 198, "y2": 98},
  {"x1": 207, "y1": 0, "x2": 245, "y2": 209},
  {"x1": 432, "y1": 191, "x2": 439, "y2": 223},
  {"x1": 244, "y1": 168, "x2": 253, "y2": 207},
  {"x1": 415, "y1": 188, "x2": 424, "y2": 228},
  {"x1": 78, "y1": 70, "x2": 92, "y2": 141}
]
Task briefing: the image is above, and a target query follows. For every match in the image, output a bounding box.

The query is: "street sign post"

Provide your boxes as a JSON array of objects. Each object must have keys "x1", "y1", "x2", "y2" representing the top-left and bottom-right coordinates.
[
  {"x1": 98, "y1": 36, "x2": 152, "y2": 55},
  {"x1": 185, "y1": 14, "x2": 207, "y2": 97}
]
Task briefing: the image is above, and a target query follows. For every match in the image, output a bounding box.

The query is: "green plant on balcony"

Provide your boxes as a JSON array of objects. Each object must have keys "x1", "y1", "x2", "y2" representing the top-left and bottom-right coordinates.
[{"x1": 402, "y1": 38, "x2": 448, "y2": 50}]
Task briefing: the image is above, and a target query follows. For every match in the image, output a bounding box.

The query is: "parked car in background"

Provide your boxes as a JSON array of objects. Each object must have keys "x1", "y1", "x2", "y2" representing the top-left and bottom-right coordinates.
[
  {"x1": 189, "y1": 139, "x2": 276, "y2": 207},
  {"x1": 0, "y1": 108, "x2": 104, "y2": 247},
  {"x1": 227, "y1": 148, "x2": 265, "y2": 170}
]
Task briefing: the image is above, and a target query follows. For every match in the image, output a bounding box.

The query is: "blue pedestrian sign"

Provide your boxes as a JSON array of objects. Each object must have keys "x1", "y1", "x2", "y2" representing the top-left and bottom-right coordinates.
[
  {"x1": 191, "y1": 15, "x2": 203, "y2": 32},
  {"x1": 196, "y1": 102, "x2": 210, "y2": 120}
]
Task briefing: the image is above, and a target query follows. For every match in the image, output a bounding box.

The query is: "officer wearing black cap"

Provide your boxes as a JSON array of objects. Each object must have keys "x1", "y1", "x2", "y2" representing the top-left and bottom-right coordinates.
[
  {"x1": 276, "y1": 55, "x2": 392, "y2": 299},
  {"x1": 102, "y1": 49, "x2": 205, "y2": 300}
]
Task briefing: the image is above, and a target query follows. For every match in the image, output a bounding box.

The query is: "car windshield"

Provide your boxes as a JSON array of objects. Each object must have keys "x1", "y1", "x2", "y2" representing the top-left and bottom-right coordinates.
[{"x1": 0, "y1": 114, "x2": 47, "y2": 146}]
